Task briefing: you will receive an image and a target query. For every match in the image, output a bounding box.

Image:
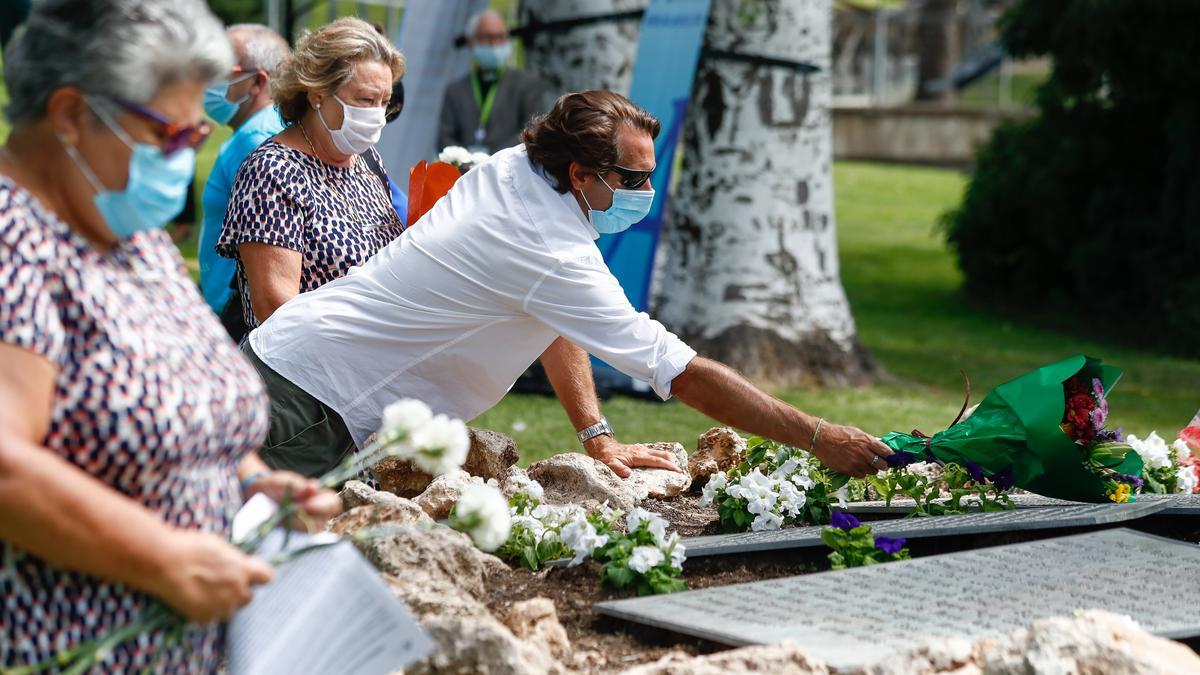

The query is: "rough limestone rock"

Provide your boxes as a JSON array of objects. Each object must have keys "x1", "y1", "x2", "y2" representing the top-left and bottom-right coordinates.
[
  {"x1": 410, "y1": 614, "x2": 564, "y2": 675},
  {"x1": 689, "y1": 427, "x2": 747, "y2": 484},
  {"x1": 338, "y1": 479, "x2": 415, "y2": 511},
  {"x1": 864, "y1": 610, "x2": 1200, "y2": 674},
  {"x1": 504, "y1": 597, "x2": 571, "y2": 660},
  {"x1": 374, "y1": 427, "x2": 519, "y2": 498},
  {"x1": 329, "y1": 502, "x2": 431, "y2": 537},
  {"x1": 499, "y1": 466, "x2": 535, "y2": 497},
  {"x1": 527, "y1": 453, "x2": 642, "y2": 512},
  {"x1": 358, "y1": 524, "x2": 504, "y2": 620},
  {"x1": 414, "y1": 470, "x2": 488, "y2": 520},
  {"x1": 624, "y1": 442, "x2": 692, "y2": 498},
  {"x1": 621, "y1": 642, "x2": 828, "y2": 674}
]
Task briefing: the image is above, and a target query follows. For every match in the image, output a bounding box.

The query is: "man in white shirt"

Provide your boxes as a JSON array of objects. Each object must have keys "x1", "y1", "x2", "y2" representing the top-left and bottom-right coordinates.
[{"x1": 243, "y1": 91, "x2": 891, "y2": 479}]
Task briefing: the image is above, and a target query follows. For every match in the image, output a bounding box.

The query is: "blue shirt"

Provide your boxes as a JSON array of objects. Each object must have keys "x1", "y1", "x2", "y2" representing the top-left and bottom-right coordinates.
[
  {"x1": 199, "y1": 106, "x2": 286, "y2": 313},
  {"x1": 387, "y1": 176, "x2": 409, "y2": 227}
]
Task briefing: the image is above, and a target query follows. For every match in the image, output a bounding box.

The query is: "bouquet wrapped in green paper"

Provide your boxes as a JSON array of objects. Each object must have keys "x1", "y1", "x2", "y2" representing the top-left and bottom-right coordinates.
[{"x1": 881, "y1": 355, "x2": 1145, "y2": 503}]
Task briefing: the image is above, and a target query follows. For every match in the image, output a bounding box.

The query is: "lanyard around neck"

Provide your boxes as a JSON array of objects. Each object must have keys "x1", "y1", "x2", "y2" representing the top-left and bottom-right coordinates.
[{"x1": 470, "y1": 68, "x2": 501, "y2": 133}]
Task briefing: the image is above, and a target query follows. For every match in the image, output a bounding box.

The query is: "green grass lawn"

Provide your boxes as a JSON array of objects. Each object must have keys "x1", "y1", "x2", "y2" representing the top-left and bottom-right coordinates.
[{"x1": 475, "y1": 162, "x2": 1200, "y2": 464}]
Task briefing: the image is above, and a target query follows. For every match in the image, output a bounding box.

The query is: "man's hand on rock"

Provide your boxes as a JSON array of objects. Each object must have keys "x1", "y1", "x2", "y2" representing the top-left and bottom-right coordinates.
[{"x1": 584, "y1": 435, "x2": 683, "y2": 478}]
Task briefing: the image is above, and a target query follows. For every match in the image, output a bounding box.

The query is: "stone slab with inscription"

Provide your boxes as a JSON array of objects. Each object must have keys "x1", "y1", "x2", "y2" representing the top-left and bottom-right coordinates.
[
  {"x1": 847, "y1": 492, "x2": 1200, "y2": 516},
  {"x1": 679, "y1": 500, "x2": 1167, "y2": 557},
  {"x1": 595, "y1": 528, "x2": 1200, "y2": 670}
]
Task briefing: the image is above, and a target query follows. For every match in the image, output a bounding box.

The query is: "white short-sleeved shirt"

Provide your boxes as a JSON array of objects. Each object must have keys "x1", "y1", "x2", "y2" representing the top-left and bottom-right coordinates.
[{"x1": 249, "y1": 145, "x2": 696, "y2": 446}]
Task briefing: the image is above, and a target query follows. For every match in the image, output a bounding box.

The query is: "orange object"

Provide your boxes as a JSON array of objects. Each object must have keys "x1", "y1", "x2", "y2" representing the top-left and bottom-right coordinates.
[{"x1": 407, "y1": 160, "x2": 463, "y2": 227}]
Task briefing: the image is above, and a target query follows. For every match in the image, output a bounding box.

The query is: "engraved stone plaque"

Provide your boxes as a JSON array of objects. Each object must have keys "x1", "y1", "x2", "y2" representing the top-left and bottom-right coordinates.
[
  {"x1": 679, "y1": 500, "x2": 1167, "y2": 557},
  {"x1": 595, "y1": 529, "x2": 1200, "y2": 670},
  {"x1": 1132, "y1": 492, "x2": 1200, "y2": 514},
  {"x1": 845, "y1": 492, "x2": 1082, "y2": 515}
]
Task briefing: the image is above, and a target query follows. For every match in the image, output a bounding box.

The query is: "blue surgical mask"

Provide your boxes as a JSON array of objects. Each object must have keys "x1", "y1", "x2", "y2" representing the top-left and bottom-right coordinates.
[
  {"x1": 472, "y1": 42, "x2": 512, "y2": 71},
  {"x1": 204, "y1": 73, "x2": 254, "y2": 125},
  {"x1": 60, "y1": 100, "x2": 196, "y2": 239},
  {"x1": 580, "y1": 174, "x2": 655, "y2": 235}
]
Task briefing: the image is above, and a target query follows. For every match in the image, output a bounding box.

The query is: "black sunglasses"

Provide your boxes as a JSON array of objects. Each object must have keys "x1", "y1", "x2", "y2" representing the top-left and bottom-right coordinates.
[{"x1": 608, "y1": 165, "x2": 653, "y2": 190}]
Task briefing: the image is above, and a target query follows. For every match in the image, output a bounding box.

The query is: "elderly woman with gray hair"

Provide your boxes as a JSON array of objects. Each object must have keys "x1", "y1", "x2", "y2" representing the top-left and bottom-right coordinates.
[{"x1": 0, "y1": 0, "x2": 337, "y2": 670}]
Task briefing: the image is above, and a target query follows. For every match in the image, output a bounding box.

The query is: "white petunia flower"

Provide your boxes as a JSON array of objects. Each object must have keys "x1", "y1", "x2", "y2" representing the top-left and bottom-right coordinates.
[
  {"x1": 453, "y1": 484, "x2": 512, "y2": 552},
  {"x1": 834, "y1": 484, "x2": 850, "y2": 509},
  {"x1": 790, "y1": 471, "x2": 815, "y2": 490},
  {"x1": 751, "y1": 511, "x2": 784, "y2": 531},
  {"x1": 770, "y1": 458, "x2": 800, "y2": 480},
  {"x1": 380, "y1": 398, "x2": 434, "y2": 439},
  {"x1": 777, "y1": 480, "x2": 808, "y2": 518},
  {"x1": 409, "y1": 414, "x2": 470, "y2": 476},
  {"x1": 1129, "y1": 432, "x2": 1172, "y2": 470},
  {"x1": 699, "y1": 471, "x2": 728, "y2": 506},
  {"x1": 560, "y1": 516, "x2": 609, "y2": 566},
  {"x1": 667, "y1": 539, "x2": 686, "y2": 570},
  {"x1": 628, "y1": 545, "x2": 665, "y2": 573},
  {"x1": 508, "y1": 474, "x2": 544, "y2": 501},
  {"x1": 1176, "y1": 466, "x2": 1198, "y2": 495}
]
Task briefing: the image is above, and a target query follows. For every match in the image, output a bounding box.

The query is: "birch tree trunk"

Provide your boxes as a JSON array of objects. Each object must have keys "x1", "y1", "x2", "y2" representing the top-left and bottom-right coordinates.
[
  {"x1": 655, "y1": 0, "x2": 880, "y2": 386},
  {"x1": 517, "y1": 0, "x2": 647, "y2": 96}
]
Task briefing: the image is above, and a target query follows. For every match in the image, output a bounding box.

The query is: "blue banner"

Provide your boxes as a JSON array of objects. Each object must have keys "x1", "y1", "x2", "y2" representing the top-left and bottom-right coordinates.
[{"x1": 597, "y1": 0, "x2": 711, "y2": 312}]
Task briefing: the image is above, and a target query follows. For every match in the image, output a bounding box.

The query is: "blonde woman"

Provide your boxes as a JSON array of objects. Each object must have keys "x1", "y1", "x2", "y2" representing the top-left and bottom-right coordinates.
[{"x1": 217, "y1": 17, "x2": 406, "y2": 333}]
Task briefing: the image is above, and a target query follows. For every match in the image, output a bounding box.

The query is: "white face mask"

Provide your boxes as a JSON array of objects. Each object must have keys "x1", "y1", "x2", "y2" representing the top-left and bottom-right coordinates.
[{"x1": 317, "y1": 95, "x2": 386, "y2": 155}]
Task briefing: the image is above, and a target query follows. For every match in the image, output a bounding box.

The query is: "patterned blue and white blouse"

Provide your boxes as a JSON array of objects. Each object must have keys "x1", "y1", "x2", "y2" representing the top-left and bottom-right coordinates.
[
  {"x1": 216, "y1": 139, "x2": 405, "y2": 330},
  {"x1": 0, "y1": 175, "x2": 270, "y2": 671}
]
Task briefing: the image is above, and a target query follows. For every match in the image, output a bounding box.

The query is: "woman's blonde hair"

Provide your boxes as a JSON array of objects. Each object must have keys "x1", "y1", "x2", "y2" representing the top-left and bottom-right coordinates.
[{"x1": 271, "y1": 17, "x2": 405, "y2": 125}]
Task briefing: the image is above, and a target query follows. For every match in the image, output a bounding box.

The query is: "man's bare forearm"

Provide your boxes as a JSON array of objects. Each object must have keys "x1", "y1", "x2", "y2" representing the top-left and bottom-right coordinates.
[
  {"x1": 539, "y1": 337, "x2": 602, "y2": 431},
  {"x1": 670, "y1": 357, "x2": 819, "y2": 449}
]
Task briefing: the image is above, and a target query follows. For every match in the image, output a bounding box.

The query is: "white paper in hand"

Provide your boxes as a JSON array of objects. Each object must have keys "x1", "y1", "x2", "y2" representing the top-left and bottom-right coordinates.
[
  {"x1": 227, "y1": 529, "x2": 434, "y2": 674},
  {"x1": 231, "y1": 493, "x2": 278, "y2": 544}
]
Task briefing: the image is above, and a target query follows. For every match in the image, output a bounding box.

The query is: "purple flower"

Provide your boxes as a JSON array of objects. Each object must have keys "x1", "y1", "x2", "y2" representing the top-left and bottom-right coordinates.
[
  {"x1": 1095, "y1": 427, "x2": 1125, "y2": 443},
  {"x1": 830, "y1": 511, "x2": 861, "y2": 531},
  {"x1": 993, "y1": 465, "x2": 1016, "y2": 491},
  {"x1": 874, "y1": 536, "x2": 907, "y2": 555},
  {"x1": 1117, "y1": 473, "x2": 1145, "y2": 489},
  {"x1": 964, "y1": 461, "x2": 987, "y2": 483},
  {"x1": 886, "y1": 452, "x2": 916, "y2": 469},
  {"x1": 1091, "y1": 378, "x2": 1105, "y2": 400}
]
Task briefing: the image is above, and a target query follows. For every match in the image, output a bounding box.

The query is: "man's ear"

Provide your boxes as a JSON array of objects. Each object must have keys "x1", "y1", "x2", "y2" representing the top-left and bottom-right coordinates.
[{"x1": 567, "y1": 161, "x2": 590, "y2": 192}]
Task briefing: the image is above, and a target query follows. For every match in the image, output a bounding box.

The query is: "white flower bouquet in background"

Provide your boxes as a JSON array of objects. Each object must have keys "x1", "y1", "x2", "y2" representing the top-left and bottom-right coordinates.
[
  {"x1": 1128, "y1": 431, "x2": 1200, "y2": 495},
  {"x1": 437, "y1": 145, "x2": 491, "y2": 174}
]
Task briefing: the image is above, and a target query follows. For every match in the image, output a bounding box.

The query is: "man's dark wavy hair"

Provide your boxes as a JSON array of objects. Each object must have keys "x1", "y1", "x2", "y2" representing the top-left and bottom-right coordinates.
[{"x1": 521, "y1": 90, "x2": 660, "y2": 194}]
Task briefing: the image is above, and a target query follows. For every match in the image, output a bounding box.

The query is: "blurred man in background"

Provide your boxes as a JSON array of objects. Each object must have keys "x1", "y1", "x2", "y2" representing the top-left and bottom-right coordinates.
[
  {"x1": 439, "y1": 9, "x2": 547, "y2": 154},
  {"x1": 199, "y1": 23, "x2": 289, "y2": 342}
]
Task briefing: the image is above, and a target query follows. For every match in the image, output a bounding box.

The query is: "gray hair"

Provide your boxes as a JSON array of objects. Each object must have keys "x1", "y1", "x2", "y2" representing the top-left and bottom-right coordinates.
[
  {"x1": 3, "y1": 0, "x2": 234, "y2": 127},
  {"x1": 465, "y1": 9, "x2": 503, "y2": 40},
  {"x1": 228, "y1": 23, "x2": 290, "y2": 75}
]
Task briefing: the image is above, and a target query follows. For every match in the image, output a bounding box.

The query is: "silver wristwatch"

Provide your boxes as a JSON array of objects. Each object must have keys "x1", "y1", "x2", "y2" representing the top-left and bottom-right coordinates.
[{"x1": 577, "y1": 418, "x2": 614, "y2": 444}]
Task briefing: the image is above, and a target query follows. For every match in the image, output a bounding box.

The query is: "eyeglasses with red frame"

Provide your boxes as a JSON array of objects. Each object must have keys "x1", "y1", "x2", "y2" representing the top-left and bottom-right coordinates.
[{"x1": 110, "y1": 97, "x2": 213, "y2": 156}]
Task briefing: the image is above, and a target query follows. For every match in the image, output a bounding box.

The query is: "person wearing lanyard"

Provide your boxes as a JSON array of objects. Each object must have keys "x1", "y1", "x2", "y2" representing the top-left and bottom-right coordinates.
[{"x1": 439, "y1": 9, "x2": 549, "y2": 154}]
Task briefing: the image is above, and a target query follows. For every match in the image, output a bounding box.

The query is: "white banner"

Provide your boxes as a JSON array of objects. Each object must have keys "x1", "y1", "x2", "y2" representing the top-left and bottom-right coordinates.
[{"x1": 379, "y1": 0, "x2": 488, "y2": 190}]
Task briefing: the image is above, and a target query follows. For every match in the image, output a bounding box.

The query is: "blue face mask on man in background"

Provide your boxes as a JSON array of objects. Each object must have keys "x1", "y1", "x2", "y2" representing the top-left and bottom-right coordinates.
[
  {"x1": 60, "y1": 100, "x2": 196, "y2": 239},
  {"x1": 472, "y1": 42, "x2": 512, "y2": 71},
  {"x1": 203, "y1": 73, "x2": 255, "y2": 125},
  {"x1": 580, "y1": 174, "x2": 655, "y2": 235}
]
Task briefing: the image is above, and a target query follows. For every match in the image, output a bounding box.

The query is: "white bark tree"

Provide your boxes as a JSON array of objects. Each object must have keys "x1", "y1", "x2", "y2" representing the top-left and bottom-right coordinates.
[
  {"x1": 654, "y1": 0, "x2": 880, "y2": 386},
  {"x1": 517, "y1": 0, "x2": 648, "y2": 96}
]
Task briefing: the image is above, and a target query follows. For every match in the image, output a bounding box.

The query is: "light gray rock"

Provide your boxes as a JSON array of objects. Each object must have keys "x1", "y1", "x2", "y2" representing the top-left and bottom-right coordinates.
[
  {"x1": 624, "y1": 442, "x2": 691, "y2": 499},
  {"x1": 689, "y1": 427, "x2": 747, "y2": 484},
  {"x1": 410, "y1": 613, "x2": 565, "y2": 675},
  {"x1": 864, "y1": 610, "x2": 1200, "y2": 675},
  {"x1": 503, "y1": 597, "x2": 571, "y2": 660},
  {"x1": 527, "y1": 452, "x2": 641, "y2": 512},
  {"x1": 621, "y1": 642, "x2": 828, "y2": 675},
  {"x1": 338, "y1": 479, "x2": 415, "y2": 511},
  {"x1": 374, "y1": 427, "x2": 520, "y2": 498},
  {"x1": 414, "y1": 470, "x2": 488, "y2": 520},
  {"x1": 358, "y1": 524, "x2": 504, "y2": 621}
]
